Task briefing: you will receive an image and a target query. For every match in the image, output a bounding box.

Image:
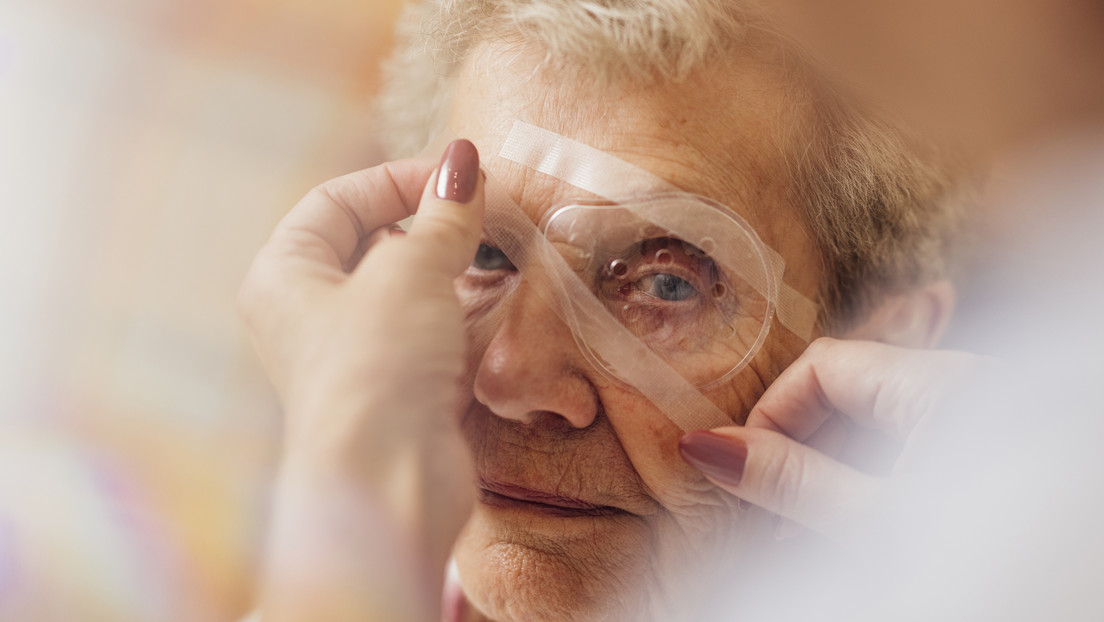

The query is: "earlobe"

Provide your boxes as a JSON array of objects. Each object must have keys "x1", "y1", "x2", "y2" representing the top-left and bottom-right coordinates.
[{"x1": 841, "y1": 280, "x2": 956, "y2": 349}]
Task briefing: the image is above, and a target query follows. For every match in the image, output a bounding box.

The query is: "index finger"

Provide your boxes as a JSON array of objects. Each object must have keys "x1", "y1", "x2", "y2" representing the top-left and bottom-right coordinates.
[
  {"x1": 266, "y1": 157, "x2": 436, "y2": 271},
  {"x1": 746, "y1": 338, "x2": 983, "y2": 442}
]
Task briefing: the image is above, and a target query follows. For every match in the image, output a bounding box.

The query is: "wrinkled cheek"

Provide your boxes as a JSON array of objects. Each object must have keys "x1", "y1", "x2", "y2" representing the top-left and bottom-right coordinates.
[
  {"x1": 599, "y1": 391, "x2": 733, "y2": 507},
  {"x1": 645, "y1": 438, "x2": 775, "y2": 570},
  {"x1": 597, "y1": 389, "x2": 760, "y2": 558},
  {"x1": 660, "y1": 485, "x2": 747, "y2": 559},
  {"x1": 643, "y1": 504, "x2": 776, "y2": 619}
]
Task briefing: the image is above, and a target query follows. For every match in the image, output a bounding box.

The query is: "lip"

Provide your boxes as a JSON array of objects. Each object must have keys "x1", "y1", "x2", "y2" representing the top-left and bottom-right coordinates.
[{"x1": 478, "y1": 478, "x2": 623, "y2": 518}]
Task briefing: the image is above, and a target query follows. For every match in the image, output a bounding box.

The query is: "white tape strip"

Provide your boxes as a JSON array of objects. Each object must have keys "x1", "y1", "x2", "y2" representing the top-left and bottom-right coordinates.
[
  {"x1": 499, "y1": 120, "x2": 818, "y2": 341},
  {"x1": 498, "y1": 122, "x2": 680, "y2": 197},
  {"x1": 424, "y1": 129, "x2": 735, "y2": 431},
  {"x1": 479, "y1": 173, "x2": 735, "y2": 431}
]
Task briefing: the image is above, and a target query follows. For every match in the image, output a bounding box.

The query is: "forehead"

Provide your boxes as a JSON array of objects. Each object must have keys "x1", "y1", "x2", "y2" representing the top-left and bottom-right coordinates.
[{"x1": 451, "y1": 42, "x2": 806, "y2": 219}]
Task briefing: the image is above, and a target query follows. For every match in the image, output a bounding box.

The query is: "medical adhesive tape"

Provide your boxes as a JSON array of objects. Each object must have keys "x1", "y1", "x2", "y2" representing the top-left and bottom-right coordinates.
[
  {"x1": 419, "y1": 124, "x2": 818, "y2": 432},
  {"x1": 477, "y1": 171, "x2": 735, "y2": 431},
  {"x1": 498, "y1": 121, "x2": 819, "y2": 342}
]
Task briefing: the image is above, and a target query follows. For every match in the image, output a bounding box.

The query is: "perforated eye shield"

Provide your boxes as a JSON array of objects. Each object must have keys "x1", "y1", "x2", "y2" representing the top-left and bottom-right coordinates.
[{"x1": 426, "y1": 121, "x2": 818, "y2": 431}]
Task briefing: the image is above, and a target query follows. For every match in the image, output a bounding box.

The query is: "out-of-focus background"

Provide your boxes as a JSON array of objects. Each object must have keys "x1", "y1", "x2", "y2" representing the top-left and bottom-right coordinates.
[{"x1": 0, "y1": 0, "x2": 404, "y2": 619}]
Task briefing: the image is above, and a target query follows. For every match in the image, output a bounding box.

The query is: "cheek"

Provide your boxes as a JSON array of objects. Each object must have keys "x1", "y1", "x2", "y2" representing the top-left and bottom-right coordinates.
[
  {"x1": 600, "y1": 389, "x2": 744, "y2": 548},
  {"x1": 597, "y1": 340, "x2": 793, "y2": 540}
]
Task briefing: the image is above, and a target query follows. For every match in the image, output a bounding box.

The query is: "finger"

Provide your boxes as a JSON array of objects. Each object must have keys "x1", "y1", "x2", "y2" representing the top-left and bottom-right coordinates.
[
  {"x1": 399, "y1": 139, "x2": 486, "y2": 278},
  {"x1": 267, "y1": 157, "x2": 436, "y2": 272},
  {"x1": 837, "y1": 426, "x2": 903, "y2": 476},
  {"x1": 803, "y1": 412, "x2": 848, "y2": 459},
  {"x1": 679, "y1": 427, "x2": 883, "y2": 537},
  {"x1": 746, "y1": 337, "x2": 982, "y2": 442},
  {"x1": 344, "y1": 226, "x2": 404, "y2": 272}
]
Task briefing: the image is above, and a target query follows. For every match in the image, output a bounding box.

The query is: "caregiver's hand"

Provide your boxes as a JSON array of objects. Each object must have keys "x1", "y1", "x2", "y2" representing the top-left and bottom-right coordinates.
[
  {"x1": 238, "y1": 140, "x2": 484, "y2": 622},
  {"x1": 679, "y1": 338, "x2": 989, "y2": 539}
]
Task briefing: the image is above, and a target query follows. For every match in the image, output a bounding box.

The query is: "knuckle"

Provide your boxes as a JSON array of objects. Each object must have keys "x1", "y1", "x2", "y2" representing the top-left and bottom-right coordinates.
[
  {"x1": 308, "y1": 182, "x2": 367, "y2": 238},
  {"x1": 804, "y1": 336, "x2": 838, "y2": 358}
]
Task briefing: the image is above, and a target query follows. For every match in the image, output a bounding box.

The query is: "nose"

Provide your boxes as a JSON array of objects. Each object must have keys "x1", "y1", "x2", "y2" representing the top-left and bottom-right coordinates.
[{"x1": 472, "y1": 283, "x2": 599, "y2": 428}]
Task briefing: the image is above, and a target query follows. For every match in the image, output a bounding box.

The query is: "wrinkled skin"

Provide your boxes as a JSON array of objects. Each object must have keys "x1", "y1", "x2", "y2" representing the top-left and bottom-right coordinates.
[{"x1": 445, "y1": 41, "x2": 823, "y2": 621}]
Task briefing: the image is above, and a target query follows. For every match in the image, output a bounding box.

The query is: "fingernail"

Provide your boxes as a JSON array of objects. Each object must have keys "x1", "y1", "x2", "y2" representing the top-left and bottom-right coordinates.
[
  {"x1": 678, "y1": 431, "x2": 747, "y2": 488},
  {"x1": 389, "y1": 226, "x2": 406, "y2": 238},
  {"x1": 436, "y1": 139, "x2": 480, "y2": 203}
]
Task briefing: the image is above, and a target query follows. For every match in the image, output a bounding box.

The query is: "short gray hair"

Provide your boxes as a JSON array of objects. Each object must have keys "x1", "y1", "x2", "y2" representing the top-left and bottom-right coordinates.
[{"x1": 375, "y1": 0, "x2": 966, "y2": 332}]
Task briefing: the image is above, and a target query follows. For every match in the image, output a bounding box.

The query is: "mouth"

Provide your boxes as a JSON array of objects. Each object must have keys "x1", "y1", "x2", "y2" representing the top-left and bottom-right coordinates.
[{"x1": 478, "y1": 478, "x2": 625, "y2": 518}]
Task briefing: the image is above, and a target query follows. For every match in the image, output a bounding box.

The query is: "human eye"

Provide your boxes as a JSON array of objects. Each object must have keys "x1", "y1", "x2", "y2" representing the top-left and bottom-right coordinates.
[
  {"x1": 606, "y1": 238, "x2": 710, "y2": 305},
  {"x1": 472, "y1": 243, "x2": 516, "y2": 272},
  {"x1": 635, "y1": 273, "x2": 699, "y2": 302}
]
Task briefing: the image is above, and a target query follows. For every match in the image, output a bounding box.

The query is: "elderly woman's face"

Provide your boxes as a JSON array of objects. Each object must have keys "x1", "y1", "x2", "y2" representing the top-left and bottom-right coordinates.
[{"x1": 448, "y1": 43, "x2": 820, "y2": 621}]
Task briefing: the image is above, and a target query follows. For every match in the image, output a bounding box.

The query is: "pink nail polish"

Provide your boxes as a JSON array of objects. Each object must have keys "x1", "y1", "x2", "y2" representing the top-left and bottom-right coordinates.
[
  {"x1": 436, "y1": 139, "x2": 480, "y2": 203},
  {"x1": 678, "y1": 431, "x2": 748, "y2": 487}
]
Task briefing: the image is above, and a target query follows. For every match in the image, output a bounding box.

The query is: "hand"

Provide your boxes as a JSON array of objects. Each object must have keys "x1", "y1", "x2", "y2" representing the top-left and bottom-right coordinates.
[
  {"x1": 237, "y1": 140, "x2": 484, "y2": 622},
  {"x1": 678, "y1": 337, "x2": 991, "y2": 539}
]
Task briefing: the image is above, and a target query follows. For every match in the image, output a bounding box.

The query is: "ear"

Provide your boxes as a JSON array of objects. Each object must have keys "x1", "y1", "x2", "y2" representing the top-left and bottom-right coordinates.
[{"x1": 840, "y1": 280, "x2": 956, "y2": 349}]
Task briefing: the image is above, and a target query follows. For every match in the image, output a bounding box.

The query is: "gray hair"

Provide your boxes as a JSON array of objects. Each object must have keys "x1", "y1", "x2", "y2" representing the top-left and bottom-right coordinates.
[{"x1": 375, "y1": 0, "x2": 966, "y2": 332}]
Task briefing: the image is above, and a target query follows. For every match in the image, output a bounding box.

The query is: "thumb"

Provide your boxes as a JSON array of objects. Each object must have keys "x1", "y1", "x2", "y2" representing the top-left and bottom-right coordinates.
[
  {"x1": 679, "y1": 427, "x2": 884, "y2": 539},
  {"x1": 403, "y1": 138, "x2": 486, "y2": 277}
]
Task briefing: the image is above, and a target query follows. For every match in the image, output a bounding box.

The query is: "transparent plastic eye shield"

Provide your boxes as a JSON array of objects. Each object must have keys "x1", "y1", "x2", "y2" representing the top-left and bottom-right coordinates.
[{"x1": 423, "y1": 121, "x2": 818, "y2": 431}]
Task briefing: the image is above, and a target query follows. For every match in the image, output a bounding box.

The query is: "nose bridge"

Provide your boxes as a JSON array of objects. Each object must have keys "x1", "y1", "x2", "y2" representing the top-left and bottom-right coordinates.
[{"x1": 472, "y1": 279, "x2": 599, "y2": 428}]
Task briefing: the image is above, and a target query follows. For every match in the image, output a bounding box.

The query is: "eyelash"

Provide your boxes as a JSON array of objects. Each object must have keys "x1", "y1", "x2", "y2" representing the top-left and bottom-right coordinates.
[{"x1": 615, "y1": 266, "x2": 698, "y2": 294}]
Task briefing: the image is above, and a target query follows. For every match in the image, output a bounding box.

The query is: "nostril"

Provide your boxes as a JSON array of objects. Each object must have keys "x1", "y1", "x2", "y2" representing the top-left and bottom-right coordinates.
[
  {"x1": 471, "y1": 366, "x2": 535, "y2": 424},
  {"x1": 527, "y1": 406, "x2": 602, "y2": 432},
  {"x1": 472, "y1": 358, "x2": 599, "y2": 428},
  {"x1": 471, "y1": 289, "x2": 601, "y2": 428}
]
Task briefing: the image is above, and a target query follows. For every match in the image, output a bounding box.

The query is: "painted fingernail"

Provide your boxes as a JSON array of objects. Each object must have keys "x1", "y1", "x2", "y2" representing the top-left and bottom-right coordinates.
[
  {"x1": 678, "y1": 431, "x2": 747, "y2": 488},
  {"x1": 436, "y1": 139, "x2": 480, "y2": 203}
]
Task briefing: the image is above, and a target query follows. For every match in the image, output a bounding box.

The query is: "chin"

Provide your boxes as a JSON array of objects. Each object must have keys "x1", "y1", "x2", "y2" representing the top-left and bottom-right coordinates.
[
  {"x1": 453, "y1": 497, "x2": 775, "y2": 622},
  {"x1": 453, "y1": 503, "x2": 660, "y2": 621}
]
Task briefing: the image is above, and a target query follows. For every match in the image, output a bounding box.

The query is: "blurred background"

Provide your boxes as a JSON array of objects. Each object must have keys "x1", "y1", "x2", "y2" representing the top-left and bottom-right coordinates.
[{"x1": 0, "y1": 0, "x2": 404, "y2": 619}]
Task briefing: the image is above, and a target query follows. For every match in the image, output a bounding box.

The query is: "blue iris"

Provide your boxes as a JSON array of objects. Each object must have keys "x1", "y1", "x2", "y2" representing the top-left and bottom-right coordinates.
[
  {"x1": 645, "y1": 274, "x2": 697, "y2": 301},
  {"x1": 472, "y1": 244, "x2": 515, "y2": 271}
]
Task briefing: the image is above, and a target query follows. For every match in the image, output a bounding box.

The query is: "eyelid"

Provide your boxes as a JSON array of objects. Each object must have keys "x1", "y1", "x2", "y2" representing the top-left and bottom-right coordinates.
[{"x1": 617, "y1": 252, "x2": 711, "y2": 289}]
